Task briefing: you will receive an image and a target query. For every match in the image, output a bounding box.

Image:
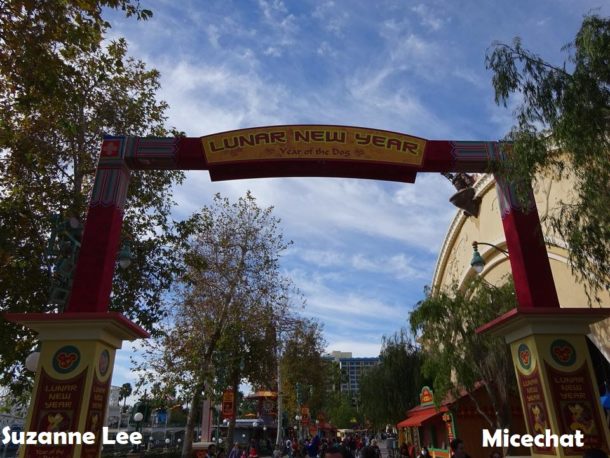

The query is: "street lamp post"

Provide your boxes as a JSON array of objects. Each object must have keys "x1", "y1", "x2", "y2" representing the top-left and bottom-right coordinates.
[
  {"x1": 24, "y1": 350, "x2": 40, "y2": 372},
  {"x1": 470, "y1": 241, "x2": 509, "y2": 273},
  {"x1": 252, "y1": 420, "x2": 258, "y2": 448},
  {"x1": 294, "y1": 415, "x2": 301, "y2": 442},
  {"x1": 133, "y1": 412, "x2": 144, "y2": 453}
]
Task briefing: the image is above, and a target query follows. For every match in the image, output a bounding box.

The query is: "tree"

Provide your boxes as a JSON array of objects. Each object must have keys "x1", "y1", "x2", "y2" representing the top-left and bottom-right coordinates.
[
  {"x1": 118, "y1": 382, "x2": 133, "y2": 413},
  {"x1": 325, "y1": 393, "x2": 360, "y2": 429},
  {"x1": 117, "y1": 382, "x2": 133, "y2": 428},
  {"x1": 486, "y1": 14, "x2": 610, "y2": 301},
  {"x1": 279, "y1": 318, "x2": 328, "y2": 421},
  {"x1": 409, "y1": 277, "x2": 519, "y2": 432},
  {"x1": 211, "y1": 303, "x2": 286, "y2": 444},
  {"x1": 0, "y1": 17, "x2": 184, "y2": 395},
  {"x1": 359, "y1": 329, "x2": 427, "y2": 429},
  {"x1": 135, "y1": 192, "x2": 293, "y2": 458},
  {"x1": 0, "y1": 1, "x2": 152, "y2": 106}
]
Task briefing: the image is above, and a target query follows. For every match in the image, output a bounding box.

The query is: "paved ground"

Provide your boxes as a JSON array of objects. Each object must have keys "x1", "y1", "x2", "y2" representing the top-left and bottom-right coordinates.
[{"x1": 379, "y1": 439, "x2": 390, "y2": 458}]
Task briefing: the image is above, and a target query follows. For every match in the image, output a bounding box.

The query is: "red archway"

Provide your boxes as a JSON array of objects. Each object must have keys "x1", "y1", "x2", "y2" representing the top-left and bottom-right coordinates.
[
  {"x1": 68, "y1": 125, "x2": 559, "y2": 314},
  {"x1": 9, "y1": 125, "x2": 610, "y2": 457}
]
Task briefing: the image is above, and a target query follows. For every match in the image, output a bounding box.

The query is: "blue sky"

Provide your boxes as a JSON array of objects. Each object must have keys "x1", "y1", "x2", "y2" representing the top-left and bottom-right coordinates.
[{"x1": 105, "y1": 0, "x2": 609, "y2": 389}]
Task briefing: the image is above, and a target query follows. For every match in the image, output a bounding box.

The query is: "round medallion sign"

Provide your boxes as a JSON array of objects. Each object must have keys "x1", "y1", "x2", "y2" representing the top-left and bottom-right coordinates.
[
  {"x1": 517, "y1": 343, "x2": 532, "y2": 370},
  {"x1": 52, "y1": 345, "x2": 81, "y2": 374},
  {"x1": 98, "y1": 349, "x2": 110, "y2": 376},
  {"x1": 550, "y1": 339, "x2": 576, "y2": 366}
]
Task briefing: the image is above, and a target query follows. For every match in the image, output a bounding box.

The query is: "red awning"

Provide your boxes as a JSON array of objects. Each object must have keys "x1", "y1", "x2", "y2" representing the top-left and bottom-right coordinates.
[{"x1": 396, "y1": 410, "x2": 440, "y2": 428}]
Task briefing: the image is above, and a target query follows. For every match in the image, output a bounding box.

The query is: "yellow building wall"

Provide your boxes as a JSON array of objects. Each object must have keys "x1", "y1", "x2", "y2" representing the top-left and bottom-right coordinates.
[{"x1": 431, "y1": 173, "x2": 610, "y2": 360}]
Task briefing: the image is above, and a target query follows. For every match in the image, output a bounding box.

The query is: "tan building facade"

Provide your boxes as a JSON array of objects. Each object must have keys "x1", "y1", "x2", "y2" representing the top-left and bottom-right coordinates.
[{"x1": 431, "y1": 173, "x2": 610, "y2": 364}]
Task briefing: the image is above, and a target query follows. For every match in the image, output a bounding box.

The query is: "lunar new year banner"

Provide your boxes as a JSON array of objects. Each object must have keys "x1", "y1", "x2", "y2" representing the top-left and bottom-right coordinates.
[
  {"x1": 201, "y1": 125, "x2": 427, "y2": 166},
  {"x1": 81, "y1": 375, "x2": 111, "y2": 458},
  {"x1": 25, "y1": 369, "x2": 87, "y2": 458},
  {"x1": 517, "y1": 366, "x2": 554, "y2": 455},
  {"x1": 546, "y1": 362, "x2": 609, "y2": 454}
]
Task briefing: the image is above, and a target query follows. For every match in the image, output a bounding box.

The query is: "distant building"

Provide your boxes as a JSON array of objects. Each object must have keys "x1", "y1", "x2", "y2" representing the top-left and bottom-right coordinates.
[
  {"x1": 324, "y1": 351, "x2": 380, "y2": 397},
  {"x1": 327, "y1": 351, "x2": 352, "y2": 361},
  {"x1": 339, "y1": 357, "x2": 379, "y2": 394}
]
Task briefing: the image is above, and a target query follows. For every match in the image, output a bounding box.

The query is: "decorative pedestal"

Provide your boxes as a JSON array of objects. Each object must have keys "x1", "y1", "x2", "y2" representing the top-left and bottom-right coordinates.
[
  {"x1": 5, "y1": 312, "x2": 148, "y2": 458},
  {"x1": 479, "y1": 308, "x2": 610, "y2": 457}
]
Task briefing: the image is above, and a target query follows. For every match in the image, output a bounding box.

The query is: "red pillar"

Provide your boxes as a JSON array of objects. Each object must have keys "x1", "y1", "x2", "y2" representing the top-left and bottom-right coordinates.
[
  {"x1": 66, "y1": 138, "x2": 131, "y2": 313},
  {"x1": 493, "y1": 175, "x2": 560, "y2": 308}
]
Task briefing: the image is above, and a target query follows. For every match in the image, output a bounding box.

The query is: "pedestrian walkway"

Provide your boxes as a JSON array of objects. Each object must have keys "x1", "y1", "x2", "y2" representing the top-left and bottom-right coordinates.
[{"x1": 379, "y1": 439, "x2": 390, "y2": 458}]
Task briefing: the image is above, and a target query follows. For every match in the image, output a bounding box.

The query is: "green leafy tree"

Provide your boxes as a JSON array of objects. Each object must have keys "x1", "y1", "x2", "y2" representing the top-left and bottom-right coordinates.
[
  {"x1": 325, "y1": 393, "x2": 360, "y2": 429},
  {"x1": 212, "y1": 304, "x2": 289, "y2": 444},
  {"x1": 359, "y1": 329, "x2": 427, "y2": 429},
  {"x1": 118, "y1": 382, "x2": 133, "y2": 413},
  {"x1": 135, "y1": 193, "x2": 294, "y2": 458},
  {"x1": 0, "y1": 0, "x2": 152, "y2": 105},
  {"x1": 238, "y1": 391, "x2": 257, "y2": 417},
  {"x1": 0, "y1": 36, "x2": 183, "y2": 397},
  {"x1": 409, "y1": 277, "x2": 518, "y2": 432},
  {"x1": 279, "y1": 318, "x2": 327, "y2": 421},
  {"x1": 486, "y1": 14, "x2": 610, "y2": 301},
  {"x1": 0, "y1": 1, "x2": 183, "y2": 397}
]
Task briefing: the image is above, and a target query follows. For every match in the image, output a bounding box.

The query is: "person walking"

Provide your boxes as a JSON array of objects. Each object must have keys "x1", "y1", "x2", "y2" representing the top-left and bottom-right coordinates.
[
  {"x1": 308, "y1": 435, "x2": 320, "y2": 458},
  {"x1": 449, "y1": 438, "x2": 470, "y2": 458},
  {"x1": 229, "y1": 443, "x2": 241, "y2": 458},
  {"x1": 419, "y1": 447, "x2": 431, "y2": 458},
  {"x1": 369, "y1": 440, "x2": 381, "y2": 458},
  {"x1": 284, "y1": 438, "x2": 292, "y2": 458},
  {"x1": 248, "y1": 439, "x2": 259, "y2": 458}
]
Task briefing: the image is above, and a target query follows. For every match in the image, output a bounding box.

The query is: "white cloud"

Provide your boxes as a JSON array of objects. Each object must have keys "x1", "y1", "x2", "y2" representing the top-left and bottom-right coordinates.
[
  {"x1": 312, "y1": 1, "x2": 349, "y2": 36},
  {"x1": 325, "y1": 340, "x2": 381, "y2": 358},
  {"x1": 410, "y1": 4, "x2": 448, "y2": 31},
  {"x1": 292, "y1": 248, "x2": 425, "y2": 281},
  {"x1": 289, "y1": 268, "x2": 407, "y2": 322},
  {"x1": 264, "y1": 46, "x2": 283, "y2": 57},
  {"x1": 173, "y1": 174, "x2": 456, "y2": 254},
  {"x1": 317, "y1": 41, "x2": 337, "y2": 57},
  {"x1": 452, "y1": 67, "x2": 486, "y2": 88},
  {"x1": 206, "y1": 24, "x2": 221, "y2": 48},
  {"x1": 149, "y1": 59, "x2": 292, "y2": 136},
  {"x1": 257, "y1": 0, "x2": 298, "y2": 55},
  {"x1": 345, "y1": 61, "x2": 456, "y2": 138},
  {"x1": 258, "y1": 0, "x2": 288, "y2": 19}
]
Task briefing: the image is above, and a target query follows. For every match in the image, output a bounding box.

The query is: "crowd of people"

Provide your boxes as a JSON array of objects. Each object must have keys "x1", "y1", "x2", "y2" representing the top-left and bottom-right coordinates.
[
  {"x1": 206, "y1": 433, "x2": 609, "y2": 458},
  {"x1": 275, "y1": 432, "x2": 382, "y2": 458}
]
